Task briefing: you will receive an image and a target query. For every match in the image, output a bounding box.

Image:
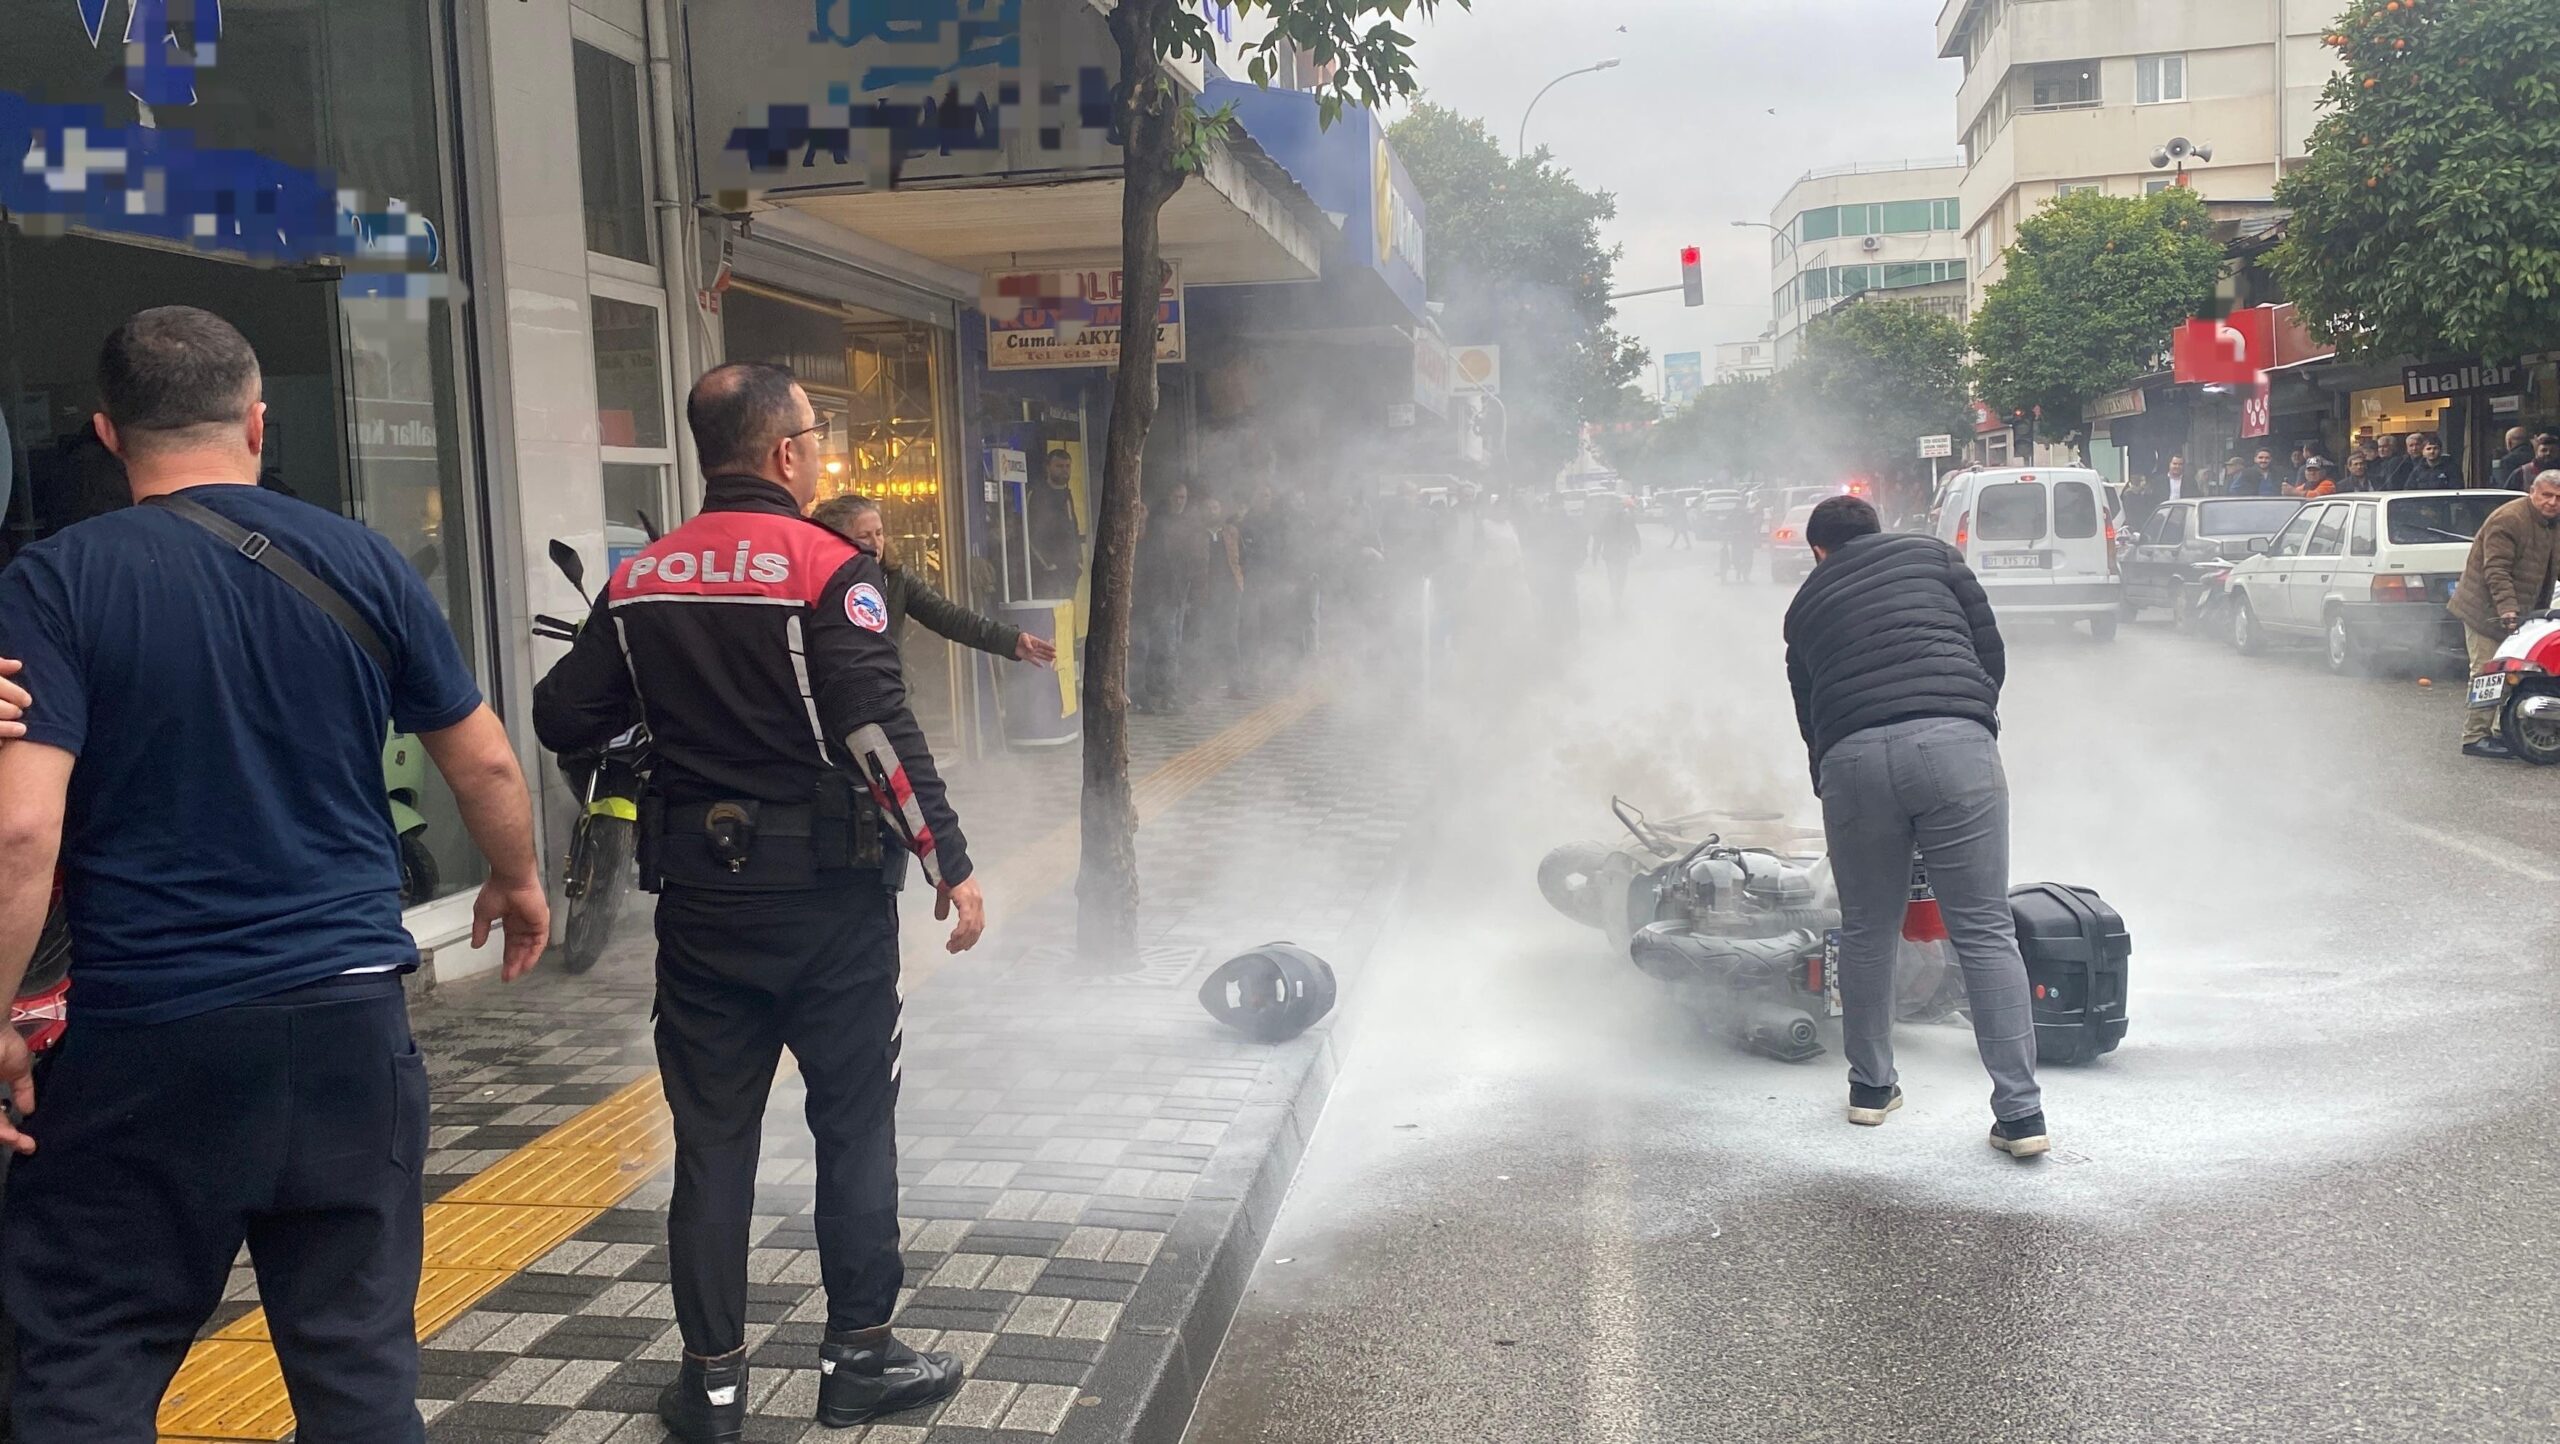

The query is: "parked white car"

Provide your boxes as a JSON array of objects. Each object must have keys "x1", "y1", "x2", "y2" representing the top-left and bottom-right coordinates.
[{"x1": 2222, "y1": 489, "x2": 2500, "y2": 673}]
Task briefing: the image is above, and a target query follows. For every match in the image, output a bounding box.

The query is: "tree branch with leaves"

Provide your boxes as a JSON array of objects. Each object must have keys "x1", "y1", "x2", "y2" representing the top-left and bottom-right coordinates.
[{"x1": 1078, "y1": 0, "x2": 1467, "y2": 972}]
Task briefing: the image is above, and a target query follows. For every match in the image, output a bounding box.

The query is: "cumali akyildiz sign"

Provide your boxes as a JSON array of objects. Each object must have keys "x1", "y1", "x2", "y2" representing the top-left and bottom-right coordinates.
[{"x1": 983, "y1": 263, "x2": 1185, "y2": 371}]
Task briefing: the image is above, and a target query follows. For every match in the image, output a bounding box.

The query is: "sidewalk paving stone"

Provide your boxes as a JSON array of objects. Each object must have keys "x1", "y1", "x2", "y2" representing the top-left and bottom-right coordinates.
[{"x1": 188, "y1": 689, "x2": 1418, "y2": 1443}]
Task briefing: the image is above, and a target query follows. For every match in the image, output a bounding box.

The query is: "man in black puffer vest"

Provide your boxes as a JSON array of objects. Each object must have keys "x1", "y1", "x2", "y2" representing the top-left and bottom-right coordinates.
[{"x1": 1782, "y1": 496, "x2": 2048, "y2": 1160}]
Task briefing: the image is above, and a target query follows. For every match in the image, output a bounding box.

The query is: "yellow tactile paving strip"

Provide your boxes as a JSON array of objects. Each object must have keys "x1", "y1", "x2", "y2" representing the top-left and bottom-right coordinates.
[{"x1": 153, "y1": 681, "x2": 1329, "y2": 1441}]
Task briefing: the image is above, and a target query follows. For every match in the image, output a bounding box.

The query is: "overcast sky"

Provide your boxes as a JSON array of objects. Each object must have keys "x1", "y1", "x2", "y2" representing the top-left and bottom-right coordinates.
[{"x1": 1397, "y1": 0, "x2": 1963, "y2": 390}]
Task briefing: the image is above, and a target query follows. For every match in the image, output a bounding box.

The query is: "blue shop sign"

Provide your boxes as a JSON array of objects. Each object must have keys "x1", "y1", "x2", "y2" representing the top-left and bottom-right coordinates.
[{"x1": 1205, "y1": 77, "x2": 1428, "y2": 324}]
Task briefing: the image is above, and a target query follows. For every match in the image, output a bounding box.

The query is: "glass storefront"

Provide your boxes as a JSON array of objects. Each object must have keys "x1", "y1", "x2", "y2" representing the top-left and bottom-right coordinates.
[
  {"x1": 721, "y1": 282, "x2": 965, "y2": 749},
  {"x1": 0, "y1": 0, "x2": 488, "y2": 908}
]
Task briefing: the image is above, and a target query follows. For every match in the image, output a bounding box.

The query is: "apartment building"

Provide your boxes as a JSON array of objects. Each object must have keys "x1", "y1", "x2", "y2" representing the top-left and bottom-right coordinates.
[
  {"x1": 1940, "y1": 0, "x2": 2340, "y2": 303},
  {"x1": 1713, "y1": 339, "x2": 1777, "y2": 385},
  {"x1": 1766, "y1": 160, "x2": 1972, "y2": 366}
]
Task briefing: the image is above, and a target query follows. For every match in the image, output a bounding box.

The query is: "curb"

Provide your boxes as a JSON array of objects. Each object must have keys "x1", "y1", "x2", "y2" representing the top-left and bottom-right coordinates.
[{"x1": 1060, "y1": 843, "x2": 1414, "y2": 1444}]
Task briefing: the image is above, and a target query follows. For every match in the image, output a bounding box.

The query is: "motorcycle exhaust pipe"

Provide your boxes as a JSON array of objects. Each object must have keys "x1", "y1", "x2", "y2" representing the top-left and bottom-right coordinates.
[
  {"x1": 2518, "y1": 694, "x2": 2560, "y2": 722},
  {"x1": 1739, "y1": 1002, "x2": 1825, "y2": 1063}
]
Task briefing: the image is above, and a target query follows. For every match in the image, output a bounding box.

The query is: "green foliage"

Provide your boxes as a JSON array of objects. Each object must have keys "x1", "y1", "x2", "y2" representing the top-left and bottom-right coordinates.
[
  {"x1": 1389, "y1": 100, "x2": 1647, "y2": 485},
  {"x1": 1625, "y1": 301, "x2": 1967, "y2": 491},
  {"x1": 1152, "y1": 0, "x2": 1465, "y2": 128},
  {"x1": 1967, "y1": 188, "x2": 2223, "y2": 431},
  {"x1": 1789, "y1": 302, "x2": 1971, "y2": 487},
  {"x1": 2269, "y1": 0, "x2": 2560, "y2": 360}
]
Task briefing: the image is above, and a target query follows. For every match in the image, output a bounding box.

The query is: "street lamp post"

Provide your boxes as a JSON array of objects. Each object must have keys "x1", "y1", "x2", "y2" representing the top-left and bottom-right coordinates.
[{"x1": 1518, "y1": 59, "x2": 1621, "y2": 157}]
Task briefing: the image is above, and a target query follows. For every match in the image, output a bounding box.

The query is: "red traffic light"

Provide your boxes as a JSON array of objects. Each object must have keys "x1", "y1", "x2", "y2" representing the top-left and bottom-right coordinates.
[{"x1": 1680, "y1": 246, "x2": 1701, "y2": 266}]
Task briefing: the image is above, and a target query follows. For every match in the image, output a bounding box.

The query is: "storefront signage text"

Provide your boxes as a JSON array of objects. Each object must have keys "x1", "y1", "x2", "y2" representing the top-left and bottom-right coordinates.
[
  {"x1": 1412, "y1": 329, "x2": 1452, "y2": 417},
  {"x1": 984, "y1": 264, "x2": 1186, "y2": 371},
  {"x1": 2085, "y1": 387, "x2": 2148, "y2": 422},
  {"x1": 691, "y1": 0, "x2": 1123, "y2": 200},
  {"x1": 2403, "y1": 359, "x2": 2522, "y2": 402}
]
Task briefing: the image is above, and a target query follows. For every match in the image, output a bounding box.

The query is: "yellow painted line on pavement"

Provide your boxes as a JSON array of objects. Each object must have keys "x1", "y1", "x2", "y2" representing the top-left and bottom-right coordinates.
[{"x1": 154, "y1": 680, "x2": 1330, "y2": 1441}]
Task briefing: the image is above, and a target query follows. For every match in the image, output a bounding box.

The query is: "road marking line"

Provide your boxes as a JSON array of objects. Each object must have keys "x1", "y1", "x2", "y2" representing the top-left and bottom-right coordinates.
[
  {"x1": 2385, "y1": 812, "x2": 2560, "y2": 885},
  {"x1": 151, "y1": 679, "x2": 1332, "y2": 1442}
]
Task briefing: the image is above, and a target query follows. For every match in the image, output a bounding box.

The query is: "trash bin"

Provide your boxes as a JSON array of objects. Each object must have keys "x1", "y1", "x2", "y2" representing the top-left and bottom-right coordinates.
[{"x1": 1001, "y1": 600, "x2": 1079, "y2": 747}]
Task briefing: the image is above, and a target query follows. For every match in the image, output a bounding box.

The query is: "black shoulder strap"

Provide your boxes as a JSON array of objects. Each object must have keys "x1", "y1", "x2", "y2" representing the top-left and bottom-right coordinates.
[{"x1": 142, "y1": 492, "x2": 394, "y2": 678}]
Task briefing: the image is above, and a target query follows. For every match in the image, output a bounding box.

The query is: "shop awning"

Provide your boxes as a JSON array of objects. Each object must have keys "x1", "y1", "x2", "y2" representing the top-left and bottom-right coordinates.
[
  {"x1": 1204, "y1": 77, "x2": 1431, "y2": 326},
  {"x1": 775, "y1": 131, "x2": 1323, "y2": 287}
]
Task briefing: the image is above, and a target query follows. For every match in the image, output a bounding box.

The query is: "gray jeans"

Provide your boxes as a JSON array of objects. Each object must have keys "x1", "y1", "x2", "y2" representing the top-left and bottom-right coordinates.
[{"x1": 1817, "y1": 717, "x2": 2042, "y2": 1121}]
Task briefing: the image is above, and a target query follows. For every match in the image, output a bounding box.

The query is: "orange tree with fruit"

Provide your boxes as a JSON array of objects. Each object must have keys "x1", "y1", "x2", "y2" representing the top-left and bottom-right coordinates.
[{"x1": 2271, "y1": 0, "x2": 2560, "y2": 359}]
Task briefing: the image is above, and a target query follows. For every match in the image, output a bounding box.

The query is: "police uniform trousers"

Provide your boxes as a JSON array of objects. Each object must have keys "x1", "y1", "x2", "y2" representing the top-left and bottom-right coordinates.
[
  {"x1": 654, "y1": 877, "x2": 905, "y2": 1357},
  {"x1": 0, "y1": 973, "x2": 428, "y2": 1443}
]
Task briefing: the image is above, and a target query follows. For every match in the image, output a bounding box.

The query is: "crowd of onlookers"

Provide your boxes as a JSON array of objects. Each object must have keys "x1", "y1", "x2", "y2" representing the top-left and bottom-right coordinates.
[{"x1": 2125, "y1": 427, "x2": 2549, "y2": 528}]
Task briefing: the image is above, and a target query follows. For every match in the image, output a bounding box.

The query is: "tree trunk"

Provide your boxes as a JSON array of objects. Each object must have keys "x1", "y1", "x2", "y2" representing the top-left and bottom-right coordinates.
[{"x1": 1076, "y1": 0, "x2": 1187, "y2": 974}]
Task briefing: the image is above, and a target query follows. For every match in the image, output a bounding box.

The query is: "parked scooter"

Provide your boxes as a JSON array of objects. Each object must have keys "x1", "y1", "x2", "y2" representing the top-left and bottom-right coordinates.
[
  {"x1": 533, "y1": 537, "x2": 653, "y2": 974},
  {"x1": 2469, "y1": 612, "x2": 2560, "y2": 764}
]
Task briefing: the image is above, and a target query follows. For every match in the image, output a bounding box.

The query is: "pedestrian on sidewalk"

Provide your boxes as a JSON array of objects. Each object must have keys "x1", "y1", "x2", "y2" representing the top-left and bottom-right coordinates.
[
  {"x1": 812, "y1": 495, "x2": 1058, "y2": 668},
  {"x1": 1781, "y1": 495, "x2": 2049, "y2": 1159},
  {"x1": 1669, "y1": 493, "x2": 1696, "y2": 550},
  {"x1": 1190, "y1": 492, "x2": 1248, "y2": 700},
  {"x1": 0, "y1": 306, "x2": 550, "y2": 1441},
  {"x1": 2450, "y1": 473, "x2": 2560, "y2": 761},
  {"x1": 535, "y1": 363, "x2": 984, "y2": 1442},
  {"x1": 2493, "y1": 427, "x2": 2537, "y2": 489},
  {"x1": 2404, "y1": 435, "x2": 2461, "y2": 492}
]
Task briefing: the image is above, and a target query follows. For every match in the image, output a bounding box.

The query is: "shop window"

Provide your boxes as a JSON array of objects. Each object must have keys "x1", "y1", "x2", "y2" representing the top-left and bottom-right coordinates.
[
  {"x1": 0, "y1": 0, "x2": 490, "y2": 911},
  {"x1": 2136, "y1": 54, "x2": 2187, "y2": 106},
  {"x1": 574, "y1": 41, "x2": 654, "y2": 267}
]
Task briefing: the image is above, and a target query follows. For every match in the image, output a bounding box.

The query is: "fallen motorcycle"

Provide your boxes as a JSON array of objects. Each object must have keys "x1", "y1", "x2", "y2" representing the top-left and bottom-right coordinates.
[
  {"x1": 1541, "y1": 799, "x2": 2129, "y2": 1065},
  {"x1": 1541, "y1": 799, "x2": 1963, "y2": 1062}
]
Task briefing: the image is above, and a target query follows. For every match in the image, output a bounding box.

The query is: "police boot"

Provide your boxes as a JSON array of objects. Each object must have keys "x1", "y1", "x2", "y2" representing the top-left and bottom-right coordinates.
[
  {"x1": 656, "y1": 1346, "x2": 749, "y2": 1444},
  {"x1": 816, "y1": 1325, "x2": 965, "y2": 1428}
]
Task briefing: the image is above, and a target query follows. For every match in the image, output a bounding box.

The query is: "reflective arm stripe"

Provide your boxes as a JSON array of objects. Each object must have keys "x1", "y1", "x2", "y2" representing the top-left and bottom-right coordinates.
[
  {"x1": 844, "y1": 722, "x2": 944, "y2": 889},
  {"x1": 784, "y1": 613, "x2": 831, "y2": 764}
]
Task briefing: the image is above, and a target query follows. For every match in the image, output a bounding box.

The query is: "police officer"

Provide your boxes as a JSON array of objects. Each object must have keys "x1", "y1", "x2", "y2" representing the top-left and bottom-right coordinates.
[{"x1": 535, "y1": 363, "x2": 984, "y2": 1441}]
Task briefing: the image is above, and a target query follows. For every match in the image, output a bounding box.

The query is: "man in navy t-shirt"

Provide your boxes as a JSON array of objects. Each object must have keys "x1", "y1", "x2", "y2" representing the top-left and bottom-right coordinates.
[{"x1": 0, "y1": 307, "x2": 549, "y2": 1441}]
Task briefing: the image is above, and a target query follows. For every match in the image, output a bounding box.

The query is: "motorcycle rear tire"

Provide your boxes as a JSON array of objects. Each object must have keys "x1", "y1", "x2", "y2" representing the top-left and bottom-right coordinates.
[
  {"x1": 562, "y1": 816, "x2": 635, "y2": 975},
  {"x1": 2503, "y1": 679, "x2": 2560, "y2": 766}
]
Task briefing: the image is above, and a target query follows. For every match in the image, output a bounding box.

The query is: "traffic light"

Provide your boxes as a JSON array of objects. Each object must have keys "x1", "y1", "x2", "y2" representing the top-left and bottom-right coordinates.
[{"x1": 1681, "y1": 246, "x2": 1704, "y2": 308}]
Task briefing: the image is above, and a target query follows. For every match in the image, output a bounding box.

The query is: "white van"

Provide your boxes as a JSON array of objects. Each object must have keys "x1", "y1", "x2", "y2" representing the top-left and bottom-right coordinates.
[{"x1": 1927, "y1": 466, "x2": 2123, "y2": 640}]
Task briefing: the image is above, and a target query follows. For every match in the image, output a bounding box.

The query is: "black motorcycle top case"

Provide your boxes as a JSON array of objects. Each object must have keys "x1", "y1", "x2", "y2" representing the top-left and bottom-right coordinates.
[{"x1": 2009, "y1": 883, "x2": 2130, "y2": 1065}]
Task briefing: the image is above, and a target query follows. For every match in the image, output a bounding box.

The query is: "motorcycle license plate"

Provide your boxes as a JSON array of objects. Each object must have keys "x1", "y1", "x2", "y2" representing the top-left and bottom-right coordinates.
[
  {"x1": 2469, "y1": 673, "x2": 2509, "y2": 709},
  {"x1": 1823, "y1": 929, "x2": 1844, "y2": 1018},
  {"x1": 1980, "y1": 552, "x2": 2047, "y2": 571}
]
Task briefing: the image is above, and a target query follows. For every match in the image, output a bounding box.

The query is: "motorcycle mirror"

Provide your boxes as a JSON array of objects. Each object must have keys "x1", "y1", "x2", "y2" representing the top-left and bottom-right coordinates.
[{"x1": 548, "y1": 539, "x2": 590, "y2": 599}]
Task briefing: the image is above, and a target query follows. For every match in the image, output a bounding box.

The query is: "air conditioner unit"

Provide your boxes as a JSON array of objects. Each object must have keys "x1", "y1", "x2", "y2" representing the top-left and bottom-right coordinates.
[{"x1": 1861, "y1": 235, "x2": 1882, "y2": 253}]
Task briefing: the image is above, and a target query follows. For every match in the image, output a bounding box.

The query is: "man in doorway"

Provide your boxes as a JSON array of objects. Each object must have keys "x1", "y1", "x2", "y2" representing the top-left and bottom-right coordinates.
[
  {"x1": 0, "y1": 307, "x2": 549, "y2": 1439},
  {"x1": 1782, "y1": 495, "x2": 2046, "y2": 1158},
  {"x1": 1026, "y1": 448, "x2": 1084, "y2": 599},
  {"x1": 2450, "y1": 473, "x2": 2560, "y2": 760},
  {"x1": 811, "y1": 495, "x2": 1057, "y2": 667},
  {"x1": 2374, "y1": 433, "x2": 2411, "y2": 490}
]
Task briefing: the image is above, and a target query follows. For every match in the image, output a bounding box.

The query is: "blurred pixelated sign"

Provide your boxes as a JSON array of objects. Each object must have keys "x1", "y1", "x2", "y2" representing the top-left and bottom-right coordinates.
[
  {"x1": 687, "y1": 0, "x2": 1132, "y2": 203},
  {"x1": 983, "y1": 264, "x2": 1185, "y2": 371}
]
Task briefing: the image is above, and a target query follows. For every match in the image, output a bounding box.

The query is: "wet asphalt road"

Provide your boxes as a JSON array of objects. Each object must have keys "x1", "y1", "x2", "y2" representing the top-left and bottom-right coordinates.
[{"x1": 1182, "y1": 535, "x2": 2560, "y2": 1444}]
